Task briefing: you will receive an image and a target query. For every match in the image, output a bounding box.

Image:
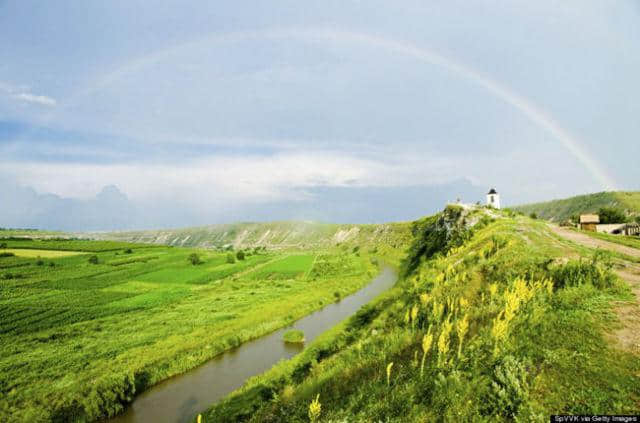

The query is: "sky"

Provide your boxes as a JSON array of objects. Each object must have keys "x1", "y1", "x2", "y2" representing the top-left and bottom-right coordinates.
[{"x1": 1, "y1": 1, "x2": 639, "y2": 230}]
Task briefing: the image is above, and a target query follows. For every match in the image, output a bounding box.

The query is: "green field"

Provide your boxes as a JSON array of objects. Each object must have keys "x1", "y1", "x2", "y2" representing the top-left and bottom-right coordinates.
[
  {"x1": 3, "y1": 207, "x2": 639, "y2": 422},
  {"x1": 0, "y1": 238, "x2": 385, "y2": 421},
  {"x1": 204, "y1": 208, "x2": 640, "y2": 422},
  {"x1": 1, "y1": 248, "x2": 87, "y2": 258}
]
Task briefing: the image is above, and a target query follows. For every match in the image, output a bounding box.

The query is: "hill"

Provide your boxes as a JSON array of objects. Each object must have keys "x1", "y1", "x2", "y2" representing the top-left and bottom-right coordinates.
[
  {"x1": 86, "y1": 220, "x2": 412, "y2": 251},
  {"x1": 513, "y1": 191, "x2": 640, "y2": 222},
  {"x1": 202, "y1": 205, "x2": 639, "y2": 421}
]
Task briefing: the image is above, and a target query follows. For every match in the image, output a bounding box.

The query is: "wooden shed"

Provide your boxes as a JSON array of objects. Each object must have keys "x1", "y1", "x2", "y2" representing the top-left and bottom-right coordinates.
[{"x1": 579, "y1": 214, "x2": 599, "y2": 232}]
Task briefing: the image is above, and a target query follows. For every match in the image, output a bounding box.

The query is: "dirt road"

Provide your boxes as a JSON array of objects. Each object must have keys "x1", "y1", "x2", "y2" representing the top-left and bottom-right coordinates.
[
  {"x1": 550, "y1": 225, "x2": 640, "y2": 354},
  {"x1": 549, "y1": 225, "x2": 640, "y2": 259}
]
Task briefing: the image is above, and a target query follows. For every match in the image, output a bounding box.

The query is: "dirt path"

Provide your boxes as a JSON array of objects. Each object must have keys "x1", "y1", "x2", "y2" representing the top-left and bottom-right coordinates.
[
  {"x1": 548, "y1": 225, "x2": 640, "y2": 259},
  {"x1": 549, "y1": 225, "x2": 640, "y2": 354}
]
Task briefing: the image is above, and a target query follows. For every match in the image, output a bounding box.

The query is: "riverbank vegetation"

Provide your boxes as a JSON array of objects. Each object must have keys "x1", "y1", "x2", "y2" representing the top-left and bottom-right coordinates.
[
  {"x1": 0, "y1": 233, "x2": 403, "y2": 421},
  {"x1": 203, "y1": 208, "x2": 639, "y2": 422}
]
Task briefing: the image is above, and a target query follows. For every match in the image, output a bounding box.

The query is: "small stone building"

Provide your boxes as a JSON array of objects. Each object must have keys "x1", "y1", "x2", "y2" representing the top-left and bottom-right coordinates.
[{"x1": 579, "y1": 214, "x2": 599, "y2": 232}]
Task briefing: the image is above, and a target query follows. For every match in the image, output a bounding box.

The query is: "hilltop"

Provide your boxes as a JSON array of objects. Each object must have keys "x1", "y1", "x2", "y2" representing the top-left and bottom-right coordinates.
[
  {"x1": 87, "y1": 220, "x2": 412, "y2": 251},
  {"x1": 513, "y1": 191, "x2": 640, "y2": 222}
]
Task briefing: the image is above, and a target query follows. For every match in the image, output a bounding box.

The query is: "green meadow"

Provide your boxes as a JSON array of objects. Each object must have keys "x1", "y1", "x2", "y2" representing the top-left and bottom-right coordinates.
[
  {"x1": 0, "y1": 239, "x2": 380, "y2": 421},
  {"x1": 204, "y1": 208, "x2": 640, "y2": 422}
]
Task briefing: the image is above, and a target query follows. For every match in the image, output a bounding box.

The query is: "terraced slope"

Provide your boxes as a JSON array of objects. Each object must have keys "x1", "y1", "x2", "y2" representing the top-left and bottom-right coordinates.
[{"x1": 513, "y1": 191, "x2": 640, "y2": 222}]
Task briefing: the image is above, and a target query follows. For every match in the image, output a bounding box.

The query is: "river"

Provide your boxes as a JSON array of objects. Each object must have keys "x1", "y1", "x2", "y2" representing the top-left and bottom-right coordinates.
[{"x1": 107, "y1": 267, "x2": 398, "y2": 423}]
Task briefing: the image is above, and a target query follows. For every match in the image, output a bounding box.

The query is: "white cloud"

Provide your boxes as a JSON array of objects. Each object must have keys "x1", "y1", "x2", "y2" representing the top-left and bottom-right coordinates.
[
  {"x1": 0, "y1": 81, "x2": 57, "y2": 107},
  {"x1": 12, "y1": 92, "x2": 57, "y2": 107},
  {"x1": 0, "y1": 150, "x2": 466, "y2": 205}
]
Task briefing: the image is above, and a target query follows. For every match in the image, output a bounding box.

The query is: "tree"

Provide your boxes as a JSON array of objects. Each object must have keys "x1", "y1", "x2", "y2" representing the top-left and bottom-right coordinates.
[
  {"x1": 598, "y1": 207, "x2": 627, "y2": 224},
  {"x1": 88, "y1": 255, "x2": 99, "y2": 264},
  {"x1": 0, "y1": 242, "x2": 6, "y2": 248},
  {"x1": 529, "y1": 212, "x2": 538, "y2": 220},
  {"x1": 236, "y1": 250, "x2": 245, "y2": 261},
  {"x1": 226, "y1": 252, "x2": 236, "y2": 264},
  {"x1": 188, "y1": 253, "x2": 202, "y2": 265}
]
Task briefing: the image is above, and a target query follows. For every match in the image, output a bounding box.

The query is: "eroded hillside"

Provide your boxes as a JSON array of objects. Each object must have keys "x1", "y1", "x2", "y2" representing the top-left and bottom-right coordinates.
[{"x1": 87, "y1": 221, "x2": 412, "y2": 251}]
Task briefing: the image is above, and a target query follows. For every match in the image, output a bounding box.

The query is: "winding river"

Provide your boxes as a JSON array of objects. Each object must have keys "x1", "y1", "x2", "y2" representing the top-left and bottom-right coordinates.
[{"x1": 107, "y1": 267, "x2": 398, "y2": 423}]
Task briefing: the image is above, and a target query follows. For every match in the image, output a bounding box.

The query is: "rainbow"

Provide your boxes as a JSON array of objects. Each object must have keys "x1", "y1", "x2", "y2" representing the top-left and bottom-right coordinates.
[{"x1": 67, "y1": 28, "x2": 618, "y2": 190}]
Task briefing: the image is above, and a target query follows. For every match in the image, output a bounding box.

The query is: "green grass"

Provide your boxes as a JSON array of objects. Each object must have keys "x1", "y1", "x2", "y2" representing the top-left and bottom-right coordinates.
[
  {"x1": 283, "y1": 329, "x2": 305, "y2": 344},
  {"x1": 1, "y1": 238, "x2": 153, "y2": 252},
  {"x1": 249, "y1": 254, "x2": 316, "y2": 280},
  {"x1": 202, "y1": 212, "x2": 639, "y2": 422},
  {"x1": 0, "y1": 237, "x2": 394, "y2": 422}
]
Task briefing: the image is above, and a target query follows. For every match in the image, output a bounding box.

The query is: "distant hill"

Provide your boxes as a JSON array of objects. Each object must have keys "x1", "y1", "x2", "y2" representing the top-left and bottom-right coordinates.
[
  {"x1": 87, "y1": 220, "x2": 413, "y2": 250},
  {"x1": 513, "y1": 191, "x2": 640, "y2": 222}
]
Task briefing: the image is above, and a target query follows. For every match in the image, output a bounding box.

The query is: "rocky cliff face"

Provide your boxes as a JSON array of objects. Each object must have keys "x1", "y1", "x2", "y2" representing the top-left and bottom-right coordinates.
[{"x1": 86, "y1": 220, "x2": 412, "y2": 250}]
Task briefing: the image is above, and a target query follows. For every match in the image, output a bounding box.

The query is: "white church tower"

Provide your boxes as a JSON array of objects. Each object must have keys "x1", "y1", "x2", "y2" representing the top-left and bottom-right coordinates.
[{"x1": 486, "y1": 188, "x2": 500, "y2": 209}]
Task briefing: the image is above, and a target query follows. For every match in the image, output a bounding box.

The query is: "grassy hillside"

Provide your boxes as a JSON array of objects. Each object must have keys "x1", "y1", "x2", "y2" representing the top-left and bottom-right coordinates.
[
  {"x1": 0, "y1": 227, "x2": 409, "y2": 422},
  {"x1": 513, "y1": 191, "x2": 640, "y2": 222},
  {"x1": 87, "y1": 221, "x2": 411, "y2": 251},
  {"x1": 202, "y1": 207, "x2": 639, "y2": 421}
]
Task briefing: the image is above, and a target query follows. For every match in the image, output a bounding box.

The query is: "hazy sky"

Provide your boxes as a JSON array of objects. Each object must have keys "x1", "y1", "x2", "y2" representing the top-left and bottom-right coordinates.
[{"x1": 1, "y1": 1, "x2": 639, "y2": 229}]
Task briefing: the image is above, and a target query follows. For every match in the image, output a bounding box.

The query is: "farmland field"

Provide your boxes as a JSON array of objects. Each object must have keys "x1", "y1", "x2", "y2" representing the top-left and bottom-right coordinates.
[
  {"x1": 1, "y1": 248, "x2": 87, "y2": 258},
  {"x1": 0, "y1": 238, "x2": 381, "y2": 421}
]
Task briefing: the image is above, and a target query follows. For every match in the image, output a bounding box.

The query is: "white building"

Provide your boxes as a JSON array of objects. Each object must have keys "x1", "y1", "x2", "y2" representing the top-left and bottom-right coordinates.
[{"x1": 486, "y1": 188, "x2": 501, "y2": 209}]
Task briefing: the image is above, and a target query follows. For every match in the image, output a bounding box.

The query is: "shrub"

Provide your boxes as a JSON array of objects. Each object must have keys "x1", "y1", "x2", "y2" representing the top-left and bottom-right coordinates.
[
  {"x1": 529, "y1": 212, "x2": 538, "y2": 220},
  {"x1": 283, "y1": 329, "x2": 305, "y2": 344},
  {"x1": 0, "y1": 252, "x2": 14, "y2": 258},
  {"x1": 598, "y1": 207, "x2": 627, "y2": 224},
  {"x1": 188, "y1": 253, "x2": 202, "y2": 265},
  {"x1": 226, "y1": 253, "x2": 236, "y2": 264},
  {"x1": 124, "y1": 248, "x2": 133, "y2": 254},
  {"x1": 488, "y1": 355, "x2": 530, "y2": 418},
  {"x1": 551, "y1": 250, "x2": 616, "y2": 290},
  {"x1": 36, "y1": 259, "x2": 44, "y2": 266},
  {"x1": 0, "y1": 242, "x2": 6, "y2": 248},
  {"x1": 88, "y1": 255, "x2": 99, "y2": 264},
  {"x1": 236, "y1": 250, "x2": 245, "y2": 261}
]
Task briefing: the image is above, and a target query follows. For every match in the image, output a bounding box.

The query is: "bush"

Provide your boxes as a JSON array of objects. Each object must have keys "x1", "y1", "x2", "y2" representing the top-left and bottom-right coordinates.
[
  {"x1": 188, "y1": 253, "x2": 202, "y2": 265},
  {"x1": 488, "y1": 356, "x2": 530, "y2": 418},
  {"x1": 0, "y1": 242, "x2": 6, "y2": 249},
  {"x1": 529, "y1": 212, "x2": 538, "y2": 220},
  {"x1": 236, "y1": 250, "x2": 245, "y2": 261},
  {"x1": 551, "y1": 250, "x2": 616, "y2": 290},
  {"x1": 88, "y1": 255, "x2": 99, "y2": 265},
  {"x1": 124, "y1": 248, "x2": 133, "y2": 254},
  {"x1": 0, "y1": 252, "x2": 14, "y2": 258},
  {"x1": 226, "y1": 253, "x2": 236, "y2": 264},
  {"x1": 598, "y1": 207, "x2": 627, "y2": 224},
  {"x1": 36, "y1": 259, "x2": 44, "y2": 266},
  {"x1": 282, "y1": 329, "x2": 305, "y2": 344}
]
